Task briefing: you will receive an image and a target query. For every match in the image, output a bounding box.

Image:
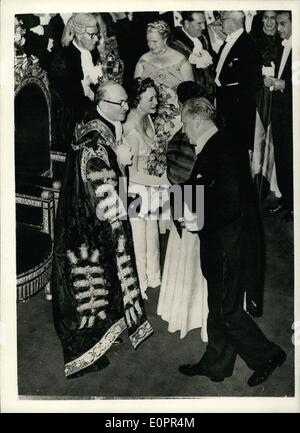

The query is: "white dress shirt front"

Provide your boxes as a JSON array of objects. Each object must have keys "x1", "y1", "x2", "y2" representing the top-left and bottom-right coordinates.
[
  {"x1": 73, "y1": 40, "x2": 103, "y2": 100},
  {"x1": 215, "y1": 27, "x2": 244, "y2": 86}
]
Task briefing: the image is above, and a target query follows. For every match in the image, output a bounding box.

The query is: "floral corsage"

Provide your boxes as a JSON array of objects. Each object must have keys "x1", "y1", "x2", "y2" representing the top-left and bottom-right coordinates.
[{"x1": 189, "y1": 47, "x2": 213, "y2": 69}]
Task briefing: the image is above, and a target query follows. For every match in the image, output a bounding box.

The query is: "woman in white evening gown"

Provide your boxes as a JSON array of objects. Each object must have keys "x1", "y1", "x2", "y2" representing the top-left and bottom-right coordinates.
[
  {"x1": 123, "y1": 77, "x2": 169, "y2": 300},
  {"x1": 157, "y1": 81, "x2": 209, "y2": 341},
  {"x1": 157, "y1": 226, "x2": 208, "y2": 341}
]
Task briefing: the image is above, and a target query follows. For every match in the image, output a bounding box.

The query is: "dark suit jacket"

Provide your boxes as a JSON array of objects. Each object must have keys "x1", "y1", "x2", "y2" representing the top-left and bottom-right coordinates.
[
  {"x1": 184, "y1": 127, "x2": 264, "y2": 310},
  {"x1": 48, "y1": 43, "x2": 100, "y2": 150},
  {"x1": 187, "y1": 128, "x2": 256, "y2": 234},
  {"x1": 216, "y1": 31, "x2": 262, "y2": 149},
  {"x1": 49, "y1": 43, "x2": 99, "y2": 112},
  {"x1": 170, "y1": 26, "x2": 216, "y2": 102}
]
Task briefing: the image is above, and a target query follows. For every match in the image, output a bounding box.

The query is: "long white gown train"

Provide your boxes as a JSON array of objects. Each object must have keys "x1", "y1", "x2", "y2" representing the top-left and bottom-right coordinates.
[{"x1": 157, "y1": 224, "x2": 208, "y2": 341}]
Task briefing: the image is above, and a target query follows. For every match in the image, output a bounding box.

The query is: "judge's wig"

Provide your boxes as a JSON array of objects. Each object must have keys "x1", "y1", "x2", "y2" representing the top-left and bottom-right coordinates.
[{"x1": 61, "y1": 13, "x2": 98, "y2": 47}]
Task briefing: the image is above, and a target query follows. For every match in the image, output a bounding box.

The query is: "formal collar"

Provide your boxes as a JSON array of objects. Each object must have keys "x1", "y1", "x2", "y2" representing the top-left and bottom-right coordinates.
[
  {"x1": 181, "y1": 27, "x2": 200, "y2": 44},
  {"x1": 195, "y1": 125, "x2": 218, "y2": 155},
  {"x1": 72, "y1": 39, "x2": 89, "y2": 54},
  {"x1": 225, "y1": 27, "x2": 244, "y2": 44},
  {"x1": 96, "y1": 106, "x2": 122, "y2": 141},
  {"x1": 282, "y1": 35, "x2": 292, "y2": 48}
]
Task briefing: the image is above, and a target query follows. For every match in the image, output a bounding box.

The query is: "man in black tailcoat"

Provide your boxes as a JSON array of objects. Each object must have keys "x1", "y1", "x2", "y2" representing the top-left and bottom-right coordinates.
[
  {"x1": 48, "y1": 13, "x2": 102, "y2": 151},
  {"x1": 170, "y1": 11, "x2": 215, "y2": 102},
  {"x1": 178, "y1": 97, "x2": 286, "y2": 387},
  {"x1": 215, "y1": 10, "x2": 262, "y2": 150}
]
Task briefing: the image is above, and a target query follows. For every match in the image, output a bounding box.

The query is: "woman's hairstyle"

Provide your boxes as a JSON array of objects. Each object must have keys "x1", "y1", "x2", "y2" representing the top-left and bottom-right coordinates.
[
  {"x1": 276, "y1": 10, "x2": 292, "y2": 21},
  {"x1": 128, "y1": 77, "x2": 158, "y2": 109},
  {"x1": 146, "y1": 20, "x2": 170, "y2": 40}
]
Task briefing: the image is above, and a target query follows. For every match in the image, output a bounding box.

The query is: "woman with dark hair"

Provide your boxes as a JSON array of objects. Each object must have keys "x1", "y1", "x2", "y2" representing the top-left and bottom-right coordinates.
[
  {"x1": 251, "y1": 10, "x2": 282, "y2": 199},
  {"x1": 123, "y1": 77, "x2": 169, "y2": 300}
]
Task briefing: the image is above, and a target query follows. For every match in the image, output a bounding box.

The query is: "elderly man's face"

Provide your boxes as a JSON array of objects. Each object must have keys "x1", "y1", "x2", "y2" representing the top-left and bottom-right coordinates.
[
  {"x1": 276, "y1": 13, "x2": 292, "y2": 40},
  {"x1": 181, "y1": 110, "x2": 200, "y2": 145},
  {"x1": 75, "y1": 24, "x2": 100, "y2": 51},
  {"x1": 101, "y1": 85, "x2": 129, "y2": 122},
  {"x1": 221, "y1": 12, "x2": 236, "y2": 35}
]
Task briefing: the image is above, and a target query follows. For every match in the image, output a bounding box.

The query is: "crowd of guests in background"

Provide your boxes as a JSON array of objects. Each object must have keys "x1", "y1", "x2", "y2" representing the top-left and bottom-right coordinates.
[
  {"x1": 14, "y1": 10, "x2": 292, "y2": 385},
  {"x1": 14, "y1": 10, "x2": 293, "y2": 222}
]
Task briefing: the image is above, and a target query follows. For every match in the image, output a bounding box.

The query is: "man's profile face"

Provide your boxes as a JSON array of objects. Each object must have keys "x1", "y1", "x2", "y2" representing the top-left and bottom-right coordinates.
[
  {"x1": 276, "y1": 13, "x2": 292, "y2": 40},
  {"x1": 184, "y1": 13, "x2": 206, "y2": 38},
  {"x1": 75, "y1": 24, "x2": 100, "y2": 51},
  {"x1": 101, "y1": 85, "x2": 129, "y2": 122},
  {"x1": 181, "y1": 111, "x2": 199, "y2": 145},
  {"x1": 220, "y1": 12, "x2": 235, "y2": 35}
]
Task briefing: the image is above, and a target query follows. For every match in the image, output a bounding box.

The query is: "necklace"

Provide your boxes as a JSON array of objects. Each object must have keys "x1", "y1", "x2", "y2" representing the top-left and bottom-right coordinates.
[{"x1": 154, "y1": 47, "x2": 167, "y2": 57}]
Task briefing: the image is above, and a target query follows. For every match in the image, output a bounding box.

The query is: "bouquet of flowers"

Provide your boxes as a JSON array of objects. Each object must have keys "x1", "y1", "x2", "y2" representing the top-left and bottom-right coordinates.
[
  {"x1": 146, "y1": 132, "x2": 169, "y2": 177},
  {"x1": 146, "y1": 85, "x2": 181, "y2": 176},
  {"x1": 189, "y1": 47, "x2": 213, "y2": 69}
]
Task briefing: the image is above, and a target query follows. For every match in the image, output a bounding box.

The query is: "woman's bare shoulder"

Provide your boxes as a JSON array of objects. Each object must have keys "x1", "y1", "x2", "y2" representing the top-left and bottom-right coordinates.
[
  {"x1": 168, "y1": 47, "x2": 186, "y2": 62},
  {"x1": 123, "y1": 123, "x2": 141, "y2": 141}
]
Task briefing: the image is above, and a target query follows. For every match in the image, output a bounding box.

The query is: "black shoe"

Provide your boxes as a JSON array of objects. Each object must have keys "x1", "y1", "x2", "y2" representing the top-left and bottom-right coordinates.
[
  {"x1": 267, "y1": 203, "x2": 284, "y2": 215},
  {"x1": 179, "y1": 363, "x2": 225, "y2": 382},
  {"x1": 282, "y1": 211, "x2": 293, "y2": 222},
  {"x1": 247, "y1": 349, "x2": 287, "y2": 387}
]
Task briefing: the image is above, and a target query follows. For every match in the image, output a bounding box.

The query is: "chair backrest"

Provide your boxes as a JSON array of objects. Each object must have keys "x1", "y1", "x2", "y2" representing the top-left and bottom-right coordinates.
[{"x1": 15, "y1": 55, "x2": 53, "y2": 178}]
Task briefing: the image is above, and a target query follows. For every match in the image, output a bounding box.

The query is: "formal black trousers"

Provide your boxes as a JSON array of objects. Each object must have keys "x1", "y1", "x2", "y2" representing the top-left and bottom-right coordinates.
[{"x1": 199, "y1": 217, "x2": 279, "y2": 378}]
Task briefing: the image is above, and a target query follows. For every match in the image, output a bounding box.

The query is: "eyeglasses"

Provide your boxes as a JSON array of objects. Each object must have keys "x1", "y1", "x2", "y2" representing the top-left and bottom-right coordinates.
[
  {"x1": 84, "y1": 32, "x2": 100, "y2": 39},
  {"x1": 102, "y1": 99, "x2": 128, "y2": 108}
]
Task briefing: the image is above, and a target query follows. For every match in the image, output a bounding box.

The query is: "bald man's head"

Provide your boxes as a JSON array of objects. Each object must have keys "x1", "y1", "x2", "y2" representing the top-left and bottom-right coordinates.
[{"x1": 97, "y1": 81, "x2": 129, "y2": 122}]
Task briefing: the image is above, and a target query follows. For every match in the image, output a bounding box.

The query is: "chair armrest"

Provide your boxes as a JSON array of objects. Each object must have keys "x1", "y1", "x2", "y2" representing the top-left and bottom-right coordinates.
[
  {"x1": 16, "y1": 184, "x2": 54, "y2": 239},
  {"x1": 16, "y1": 174, "x2": 61, "y2": 214},
  {"x1": 50, "y1": 150, "x2": 66, "y2": 165},
  {"x1": 16, "y1": 173, "x2": 61, "y2": 191}
]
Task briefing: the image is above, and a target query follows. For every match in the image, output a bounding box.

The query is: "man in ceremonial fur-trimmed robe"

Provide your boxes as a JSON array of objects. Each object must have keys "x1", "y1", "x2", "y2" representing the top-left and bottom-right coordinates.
[{"x1": 52, "y1": 81, "x2": 153, "y2": 378}]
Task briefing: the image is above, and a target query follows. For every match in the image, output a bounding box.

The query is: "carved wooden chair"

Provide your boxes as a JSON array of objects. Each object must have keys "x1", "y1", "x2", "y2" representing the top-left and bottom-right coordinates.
[
  {"x1": 16, "y1": 182, "x2": 54, "y2": 302},
  {"x1": 15, "y1": 54, "x2": 66, "y2": 302}
]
